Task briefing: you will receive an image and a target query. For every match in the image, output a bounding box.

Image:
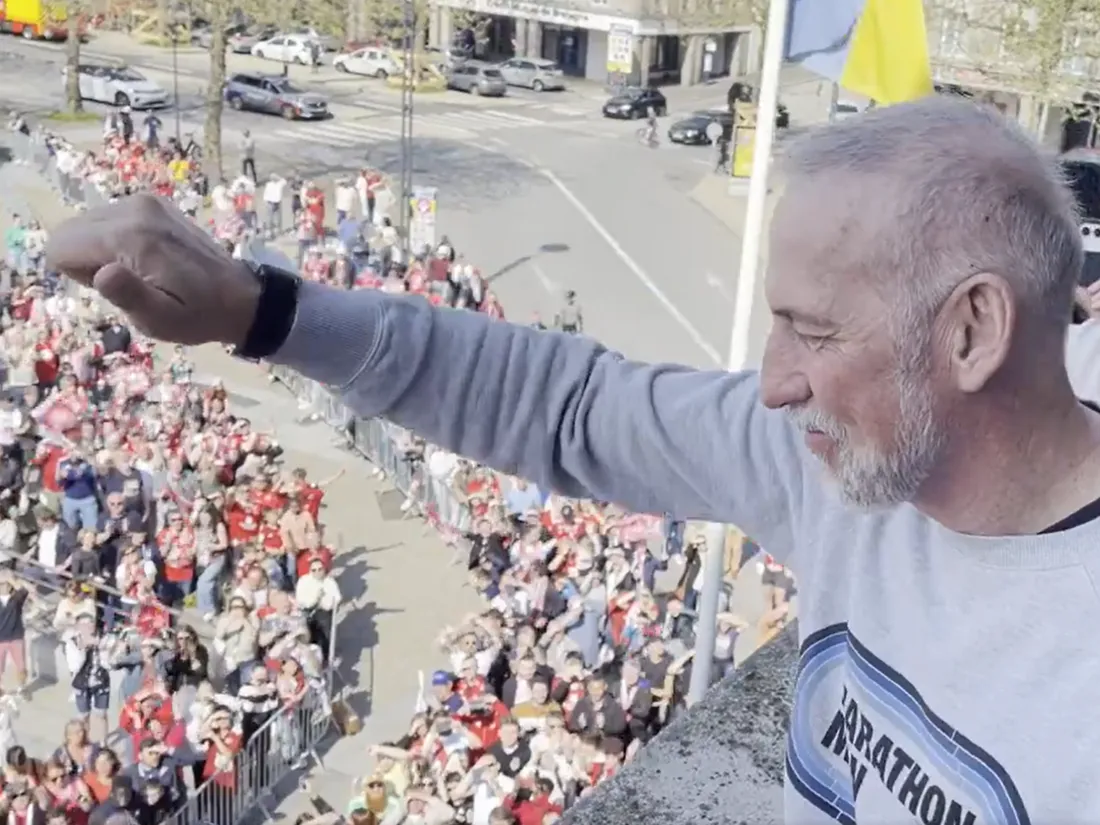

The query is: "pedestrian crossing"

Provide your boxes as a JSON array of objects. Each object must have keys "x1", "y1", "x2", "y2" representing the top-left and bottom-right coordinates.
[{"x1": 264, "y1": 107, "x2": 558, "y2": 148}]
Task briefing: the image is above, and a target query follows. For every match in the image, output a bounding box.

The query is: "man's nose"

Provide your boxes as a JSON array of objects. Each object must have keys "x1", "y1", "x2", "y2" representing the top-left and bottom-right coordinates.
[{"x1": 759, "y1": 333, "x2": 811, "y2": 410}]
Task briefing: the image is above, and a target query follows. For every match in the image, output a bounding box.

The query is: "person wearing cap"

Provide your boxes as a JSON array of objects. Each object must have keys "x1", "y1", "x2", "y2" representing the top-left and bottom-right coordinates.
[{"x1": 428, "y1": 671, "x2": 462, "y2": 715}]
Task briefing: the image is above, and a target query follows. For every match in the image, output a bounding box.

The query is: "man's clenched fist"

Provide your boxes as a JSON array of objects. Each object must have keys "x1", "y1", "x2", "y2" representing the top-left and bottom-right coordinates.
[{"x1": 46, "y1": 194, "x2": 261, "y2": 347}]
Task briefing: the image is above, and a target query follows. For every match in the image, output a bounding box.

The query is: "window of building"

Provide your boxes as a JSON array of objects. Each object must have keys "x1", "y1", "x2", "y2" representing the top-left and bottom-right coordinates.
[
  {"x1": 937, "y1": 10, "x2": 966, "y2": 60},
  {"x1": 1062, "y1": 27, "x2": 1092, "y2": 76}
]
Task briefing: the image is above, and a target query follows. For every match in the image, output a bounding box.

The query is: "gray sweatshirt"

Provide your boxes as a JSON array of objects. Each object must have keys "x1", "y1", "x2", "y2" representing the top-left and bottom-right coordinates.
[{"x1": 275, "y1": 281, "x2": 1100, "y2": 824}]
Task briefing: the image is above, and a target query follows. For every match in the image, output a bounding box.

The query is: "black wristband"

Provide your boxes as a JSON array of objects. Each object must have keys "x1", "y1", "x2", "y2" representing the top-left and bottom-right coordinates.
[{"x1": 234, "y1": 264, "x2": 301, "y2": 361}]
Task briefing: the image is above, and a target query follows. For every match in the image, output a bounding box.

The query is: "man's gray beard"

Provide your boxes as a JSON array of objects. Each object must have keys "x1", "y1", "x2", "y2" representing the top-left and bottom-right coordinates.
[{"x1": 787, "y1": 348, "x2": 946, "y2": 510}]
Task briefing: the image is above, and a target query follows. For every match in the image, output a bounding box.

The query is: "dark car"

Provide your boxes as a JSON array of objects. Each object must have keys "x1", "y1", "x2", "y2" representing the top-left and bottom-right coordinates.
[
  {"x1": 223, "y1": 72, "x2": 328, "y2": 120},
  {"x1": 668, "y1": 104, "x2": 790, "y2": 146},
  {"x1": 668, "y1": 110, "x2": 733, "y2": 145},
  {"x1": 602, "y1": 86, "x2": 667, "y2": 119}
]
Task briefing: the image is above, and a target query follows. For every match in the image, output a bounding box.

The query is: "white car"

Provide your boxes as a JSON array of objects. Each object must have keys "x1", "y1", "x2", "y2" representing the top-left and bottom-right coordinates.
[
  {"x1": 332, "y1": 47, "x2": 399, "y2": 79},
  {"x1": 65, "y1": 64, "x2": 169, "y2": 109},
  {"x1": 251, "y1": 35, "x2": 316, "y2": 65}
]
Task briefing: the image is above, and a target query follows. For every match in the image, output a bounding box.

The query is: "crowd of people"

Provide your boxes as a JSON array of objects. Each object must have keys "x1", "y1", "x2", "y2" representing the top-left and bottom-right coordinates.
[
  {"x1": 5, "y1": 108, "x2": 796, "y2": 825},
  {"x1": 0, "y1": 116, "x2": 350, "y2": 825}
]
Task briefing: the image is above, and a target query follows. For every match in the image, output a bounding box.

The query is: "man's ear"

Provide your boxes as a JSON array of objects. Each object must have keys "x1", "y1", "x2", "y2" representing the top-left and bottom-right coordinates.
[{"x1": 940, "y1": 273, "x2": 1015, "y2": 393}]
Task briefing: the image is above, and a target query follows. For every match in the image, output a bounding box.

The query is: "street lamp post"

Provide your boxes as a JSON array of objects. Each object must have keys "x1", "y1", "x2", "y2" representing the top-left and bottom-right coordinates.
[{"x1": 398, "y1": 0, "x2": 415, "y2": 259}]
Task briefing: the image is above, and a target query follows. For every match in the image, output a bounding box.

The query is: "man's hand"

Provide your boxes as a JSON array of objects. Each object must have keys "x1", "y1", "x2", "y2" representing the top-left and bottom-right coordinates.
[
  {"x1": 45, "y1": 194, "x2": 261, "y2": 346},
  {"x1": 1076, "y1": 282, "x2": 1100, "y2": 322}
]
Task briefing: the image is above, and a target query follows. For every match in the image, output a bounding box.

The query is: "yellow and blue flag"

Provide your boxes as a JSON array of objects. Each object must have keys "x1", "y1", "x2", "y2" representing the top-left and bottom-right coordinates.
[{"x1": 785, "y1": 0, "x2": 934, "y2": 105}]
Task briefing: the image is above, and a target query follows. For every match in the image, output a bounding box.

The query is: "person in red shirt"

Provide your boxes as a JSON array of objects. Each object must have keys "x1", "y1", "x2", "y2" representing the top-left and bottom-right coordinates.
[
  {"x1": 303, "y1": 181, "x2": 325, "y2": 236},
  {"x1": 34, "y1": 335, "x2": 62, "y2": 389},
  {"x1": 8, "y1": 286, "x2": 31, "y2": 322},
  {"x1": 294, "y1": 532, "x2": 333, "y2": 580},
  {"x1": 119, "y1": 691, "x2": 173, "y2": 761},
  {"x1": 506, "y1": 778, "x2": 562, "y2": 825},
  {"x1": 286, "y1": 466, "x2": 343, "y2": 522},
  {"x1": 201, "y1": 706, "x2": 242, "y2": 792},
  {"x1": 157, "y1": 511, "x2": 196, "y2": 605}
]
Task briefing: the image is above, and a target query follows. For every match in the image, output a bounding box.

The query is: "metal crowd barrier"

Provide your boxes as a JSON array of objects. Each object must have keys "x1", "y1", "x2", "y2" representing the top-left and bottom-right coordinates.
[
  {"x1": 165, "y1": 689, "x2": 332, "y2": 825},
  {"x1": 11, "y1": 130, "x2": 113, "y2": 211},
  {"x1": 271, "y1": 364, "x2": 472, "y2": 534}
]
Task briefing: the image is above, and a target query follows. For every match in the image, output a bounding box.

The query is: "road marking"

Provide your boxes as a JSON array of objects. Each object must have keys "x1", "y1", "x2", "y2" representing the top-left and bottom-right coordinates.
[
  {"x1": 437, "y1": 109, "x2": 542, "y2": 127},
  {"x1": 539, "y1": 166, "x2": 722, "y2": 365},
  {"x1": 531, "y1": 262, "x2": 558, "y2": 294}
]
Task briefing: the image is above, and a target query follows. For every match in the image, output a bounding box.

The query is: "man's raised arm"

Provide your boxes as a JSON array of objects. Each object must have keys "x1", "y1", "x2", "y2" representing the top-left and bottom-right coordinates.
[
  {"x1": 272, "y1": 281, "x2": 809, "y2": 536},
  {"x1": 44, "y1": 195, "x2": 808, "y2": 547}
]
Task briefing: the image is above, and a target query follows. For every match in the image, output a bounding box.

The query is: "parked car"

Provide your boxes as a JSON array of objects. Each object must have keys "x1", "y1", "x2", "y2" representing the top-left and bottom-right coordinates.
[
  {"x1": 332, "y1": 46, "x2": 400, "y2": 78},
  {"x1": 444, "y1": 62, "x2": 507, "y2": 96},
  {"x1": 289, "y1": 27, "x2": 339, "y2": 51},
  {"x1": 496, "y1": 57, "x2": 565, "y2": 91},
  {"x1": 602, "y1": 86, "x2": 667, "y2": 119},
  {"x1": 64, "y1": 63, "x2": 168, "y2": 109},
  {"x1": 251, "y1": 34, "x2": 316, "y2": 64},
  {"x1": 223, "y1": 72, "x2": 328, "y2": 120},
  {"x1": 668, "y1": 109, "x2": 732, "y2": 146},
  {"x1": 228, "y1": 25, "x2": 277, "y2": 53},
  {"x1": 667, "y1": 103, "x2": 790, "y2": 146}
]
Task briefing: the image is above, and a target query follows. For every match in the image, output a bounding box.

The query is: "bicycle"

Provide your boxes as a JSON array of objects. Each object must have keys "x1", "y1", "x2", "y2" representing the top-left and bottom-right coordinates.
[{"x1": 634, "y1": 126, "x2": 659, "y2": 149}]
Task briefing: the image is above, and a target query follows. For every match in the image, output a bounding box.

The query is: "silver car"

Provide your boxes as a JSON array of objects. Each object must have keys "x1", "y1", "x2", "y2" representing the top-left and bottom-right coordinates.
[
  {"x1": 497, "y1": 57, "x2": 565, "y2": 92},
  {"x1": 445, "y1": 62, "x2": 506, "y2": 97}
]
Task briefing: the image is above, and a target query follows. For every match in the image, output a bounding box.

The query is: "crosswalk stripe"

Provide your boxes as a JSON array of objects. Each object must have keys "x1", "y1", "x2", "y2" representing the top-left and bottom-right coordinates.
[
  {"x1": 475, "y1": 109, "x2": 546, "y2": 125},
  {"x1": 437, "y1": 109, "x2": 541, "y2": 127}
]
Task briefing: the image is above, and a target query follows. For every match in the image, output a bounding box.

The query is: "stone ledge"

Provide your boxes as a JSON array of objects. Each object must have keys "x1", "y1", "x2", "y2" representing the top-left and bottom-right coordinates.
[{"x1": 562, "y1": 621, "x2": 797, "y2": 825}]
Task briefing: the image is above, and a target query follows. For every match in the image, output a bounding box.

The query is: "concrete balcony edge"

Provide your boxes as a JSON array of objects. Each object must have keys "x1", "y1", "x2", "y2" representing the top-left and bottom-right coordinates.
[{"x1": 562, "y1": 621, "x2": 797, "y2": 825}]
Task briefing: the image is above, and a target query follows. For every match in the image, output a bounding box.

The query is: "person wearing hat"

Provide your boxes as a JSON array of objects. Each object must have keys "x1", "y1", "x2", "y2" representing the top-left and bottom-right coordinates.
[{"x1": 428, "y1": 670, "x2": 462, "y2": 714}]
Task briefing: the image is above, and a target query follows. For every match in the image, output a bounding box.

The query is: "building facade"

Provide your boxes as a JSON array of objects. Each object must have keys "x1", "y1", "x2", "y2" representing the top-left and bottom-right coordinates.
[
  {"x1": 925, "y1": 0, "x2": 1100, "y2": 149},
  {"x1": 426, "y1": 0, "x2": 755, "y2": 86}
]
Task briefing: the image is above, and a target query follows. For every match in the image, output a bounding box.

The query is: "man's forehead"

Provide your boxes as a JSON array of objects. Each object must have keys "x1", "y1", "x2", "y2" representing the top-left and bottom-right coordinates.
[{"x1": 766, "y1": 179, "x2": 892, "y2": 323}]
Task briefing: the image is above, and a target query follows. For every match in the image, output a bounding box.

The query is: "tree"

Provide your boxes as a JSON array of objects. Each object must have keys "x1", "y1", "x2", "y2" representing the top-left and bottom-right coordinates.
[
  {"x1": 64, "y1": 26, "x2": 83, "y2": 115},
  {"x1": 49, "y1": 2, "x2": 88, "y2": 115},
  {"x1": 927, "y1": 0, "x2": 1100, "y2": 136},
  {"x1": 202, "y1": 0, "x2": 230, "y2": 179}
]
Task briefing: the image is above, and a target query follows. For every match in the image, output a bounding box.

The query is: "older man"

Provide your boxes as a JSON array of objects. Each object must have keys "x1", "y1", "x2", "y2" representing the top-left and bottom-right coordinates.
[{"x1": 45, "y1": 96, "x2": 1100, "y2": 820}]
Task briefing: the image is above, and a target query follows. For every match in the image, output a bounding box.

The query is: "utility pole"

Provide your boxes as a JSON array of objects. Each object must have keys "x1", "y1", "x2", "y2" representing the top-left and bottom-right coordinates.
[{"x1": 399, "y1": 0, "x2": 415, "y2": 259}]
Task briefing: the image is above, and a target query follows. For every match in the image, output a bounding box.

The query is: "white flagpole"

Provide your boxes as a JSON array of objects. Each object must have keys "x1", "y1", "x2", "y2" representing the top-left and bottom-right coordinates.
[{"x1": 687, "y1": 0, "x2": 793, "y2": 705}]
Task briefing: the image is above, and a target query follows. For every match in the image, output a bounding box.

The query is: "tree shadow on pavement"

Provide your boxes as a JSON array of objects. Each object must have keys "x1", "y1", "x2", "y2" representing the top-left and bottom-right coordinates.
[{"x1": 292, "y1": 137, "x2": 547, "y2": 209}]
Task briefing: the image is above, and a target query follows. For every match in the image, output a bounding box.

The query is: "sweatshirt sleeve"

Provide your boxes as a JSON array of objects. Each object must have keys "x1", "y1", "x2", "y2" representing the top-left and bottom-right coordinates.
[{"x1": 271, "y1": 282, "x2": 810, "y2": 547}]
